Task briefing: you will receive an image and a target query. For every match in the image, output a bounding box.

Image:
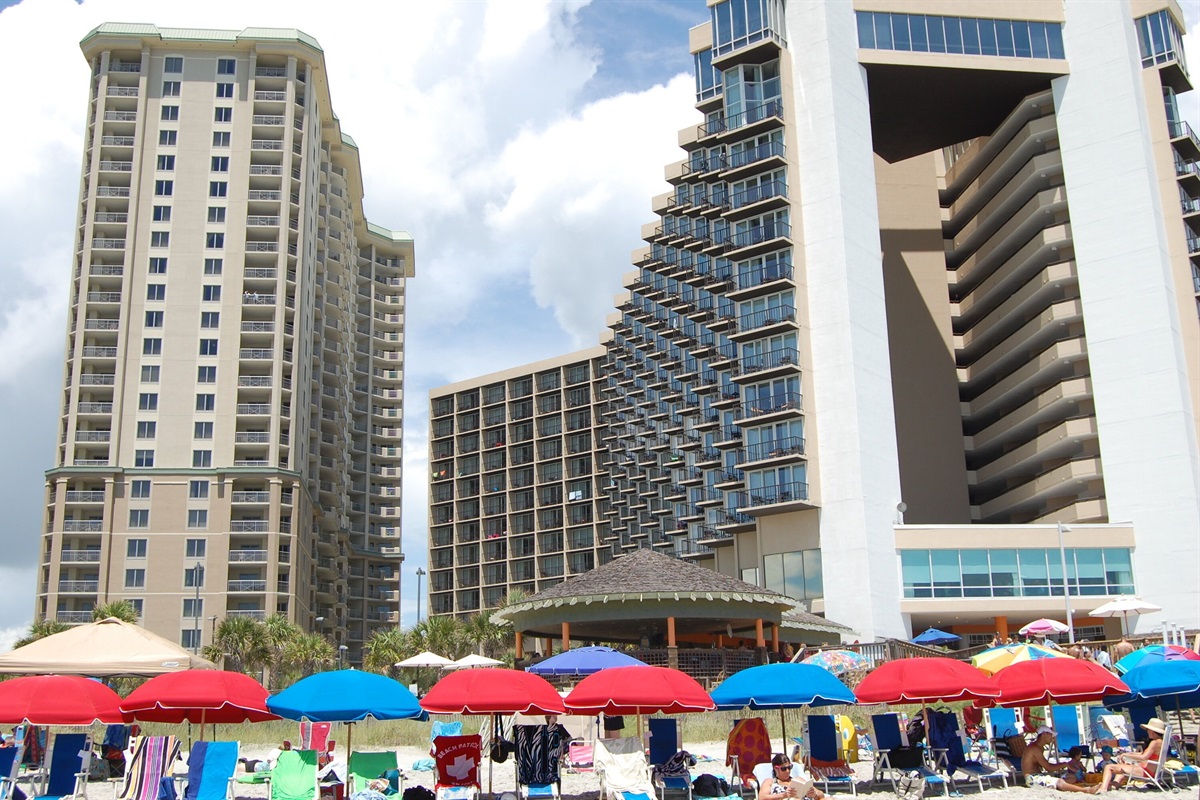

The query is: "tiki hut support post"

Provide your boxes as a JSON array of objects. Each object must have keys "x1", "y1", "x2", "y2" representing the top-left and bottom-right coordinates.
[
  {"x1": 667, "y1": 617, "x2": 677, "y2": 647},
  {"x1": 515, "y1": 632, "x2": 524, "y2": 660},
  {"x1": 772, "y1": 623, "x2": 780, "y2": 653},
  {"x1": 755, "y1": 618, "x2": 765, "y2": 648},
  {"x1": 561, "y1": 622, "x2": 570, "y2": 652}
]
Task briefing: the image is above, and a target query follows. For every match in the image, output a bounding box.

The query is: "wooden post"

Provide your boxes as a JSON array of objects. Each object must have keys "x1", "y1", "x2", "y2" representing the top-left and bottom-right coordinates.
[
  {"x1": 667, "y1": 617, "x2": 677, "y2": 647},
  {"x1": 772, "y1": 623, "x2": 780, "y2": 653},
  {"x1": 561, "y1": 622, "x2": 570, "y2": 652},
  {"x1": 996, "y1": 615, "x2": 1009, "y2": 640},
  {"x1": 515, "y1": 631, "x2": 524, "y2": 660},
  {"x1": 755, "y1": 619, "x2": 765, "y2": 648}
]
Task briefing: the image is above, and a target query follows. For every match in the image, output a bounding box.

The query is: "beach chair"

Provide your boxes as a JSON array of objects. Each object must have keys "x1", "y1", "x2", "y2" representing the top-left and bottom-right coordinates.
[
  {"x1": 0, "y1": 740, "x2": 26, "y2": 800},
  {"x1": 32, "y1": 732, "x2": 90, "y2": 800},
  {"x1": 594, "y1": 737, "x2": 655, "y2": 800},
  {"x1": 298, "y1": 724, "x2": 332, "y2": 754},
  {"x1": 564, "y1": 742, "x2": 594, "y2": 774},
  {"x1": 432, "y1": 735, "x2": 481, "y2": 800},
  {"x1": 183, "y1": 741, "x2": 238, "y2": 800},
  {"x1": 648, "y1": 719, "x2": 690, "y2": 800},
  {"x1": 348, "y1": 751, "x2": 401, "y2": 796},
  {"x1": 725, "y1": 718, "x2": 771, "y2": 798},
  {"x1": 269, "y1": 750, "x2": 319, "y2": 800},
  {"x1": 925, "y1": 709, "x2": 1007, "y2": 792},
  {"x1": 1124, "y1": 722, "x2": 1172, "y2": 792},
  {"x1": 119, "y1": 736, "x2": 180, "y2": 800},
  {"x1": 868, "y1": 714, "x2": 944, "y2": 796},
  {"x1": 1049, "y1": 706, "x2": 1086, "y2": 759},
  {"x1": 982, "y1": 708, "x2": 1023, "y2": 775},
  {"x1": 515, "y1": 725, "x2": 562, "y2": 800},
  {"x1": 802, "y1": 716, "x2": 857, "y2": 796}
]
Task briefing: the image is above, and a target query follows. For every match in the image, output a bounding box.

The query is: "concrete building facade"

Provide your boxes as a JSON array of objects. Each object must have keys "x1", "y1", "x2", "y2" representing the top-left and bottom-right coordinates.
[
  {"x1": 40, "y1": 24, "x2": 413, "y2": 662},
  {"x1": 429, "y1": 0, "x2": 1200, "y2": 643}
]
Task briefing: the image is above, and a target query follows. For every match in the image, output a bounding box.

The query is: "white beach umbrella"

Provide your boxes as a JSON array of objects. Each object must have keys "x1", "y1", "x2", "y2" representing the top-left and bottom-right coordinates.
[
  {"x1": 395, "y1": 651, "x2": 454, "y2": 668},
  {"x1": 1090, "y1": 597, "x2": 1163, "y2": 636},
  {"x1": 444, "y1": 654, "x2": 504, "y2": 669}
]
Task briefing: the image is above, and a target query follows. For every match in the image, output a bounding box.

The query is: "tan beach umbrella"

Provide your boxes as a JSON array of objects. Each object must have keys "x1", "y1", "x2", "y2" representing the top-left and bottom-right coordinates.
[{"x1": 0, "y1": 617, "x2": 214, "y2": 676}]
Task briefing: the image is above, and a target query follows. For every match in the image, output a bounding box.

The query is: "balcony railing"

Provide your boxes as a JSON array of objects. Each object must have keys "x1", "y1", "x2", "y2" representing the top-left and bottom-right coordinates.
[
  {"x1": 75, "y1": 431, "x2": 111, "y2": 443},
  {"x1": 735, "y1": 261, "x2": 793, "y2": 291},
  {"x1": 744, "y1": 480, "x2": 809, "y2": 506},
  {"x1": 743, "y1": 436, "x2": 806, "y2": 463},
  {"x1": 227, "y1": 580, "x2": 267, "y2": 591},
  {"x1": 95, "y1": 187, "x2": 130, "y2": 198},
  {"x1": 226, "y1": 609, "x2": 268, "y2": 619},
  {"x1": 98, "y1": 161, "x2": 133, "y2": 172},
  {"x1": 91, "y1": 238, "x2": 126, "y2": 250},
  {"x1": 236, "y1": 404, "x2": 272, "y2": 415},
  {"x1": 83, "y1": 319, "x2": 119, "y2": 331},
  {"x1": 58, "y1": 580, "x2": 99, "y2": 592},
  {"x1": 60, "y1": 549, "x2": 102, "y2": 562},
  {"x1": 64, "y1": 491, "x2": 105, "y2": 503},
  {"x1": 79, "y1": 374, "x2": 116, "y2": 386},
  {"x1": 738, "y1": 391, "x2": 803, "y2": 420},
  {"x1": 229, "y1": 549, "x2": 269, "y2": 562},
  {"x1": 729, "y1": 179, "x2": 787, "y2": 211},
  {"x1": 736, "y1": 347, "x2": 800, "y2": 376},
  {"x1": 736, "y1": 305, "x2": 796, "y2": 335},
  {"x1": 726, "y1": 222, "x2": 791, "y2": 253},
  {"x1": 727, "y1": 139, "x2": 786, "y2": 170},
  {"x1": 85, "y1": 292, "x2": 121, "y2": 303},
  {"x1": 103, "y1": 111, "x2": 137, "y2": 122},
  {"x1": 700, "y1": 99, "x2": 784, "y2": 138},
  {"x1": 55, "y1": 611, "x2": 95, "y2": 623},
  {"x1": 81, "y1": 346, "x2": 117, "y2": 358}
]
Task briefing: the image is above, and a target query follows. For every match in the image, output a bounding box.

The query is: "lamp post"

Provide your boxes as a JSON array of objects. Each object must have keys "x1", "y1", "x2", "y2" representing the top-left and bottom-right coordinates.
[
  {"x1": 192, "y1": 562, "x2": 203, "y2": 654},
  {"x1": 1056, "y1": 522, "x2": 1076, "y2": 644},
  {"x1": 338, "y1": 644, "x2": 348, "y2": 669},
  {"x1": 415, "y1": 567, "x2": 426, "y2": 623}
]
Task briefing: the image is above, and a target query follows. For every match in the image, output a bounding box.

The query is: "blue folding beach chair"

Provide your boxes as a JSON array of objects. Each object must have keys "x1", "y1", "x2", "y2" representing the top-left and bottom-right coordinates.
[
  {"x1": 33, "y1": 732, "x2": 90, "y2": 800},
  {"x1": 184, "y1": 741, "x2": 239, "y2": 800},
  {"x1": 1050, "y1": 706, "x2": 1085, "y2": 759},
  {"x1": 868, "y1": 714, "x2": 944, "y2": 797},
  {"x1": 648, "y1": 718, "x2": 690, "y2": 800},
  {"x1": 804, "y1": 715, "x2": 858, "y2": 796},
  {"x1": 926, "y1": 709, "x2": 1007, "y2": 792}
]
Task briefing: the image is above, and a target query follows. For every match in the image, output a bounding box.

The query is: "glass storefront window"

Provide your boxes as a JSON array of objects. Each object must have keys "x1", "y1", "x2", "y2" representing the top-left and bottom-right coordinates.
[{"x1": 901, "y1": 547, "x2": 1137, "y2": 599}]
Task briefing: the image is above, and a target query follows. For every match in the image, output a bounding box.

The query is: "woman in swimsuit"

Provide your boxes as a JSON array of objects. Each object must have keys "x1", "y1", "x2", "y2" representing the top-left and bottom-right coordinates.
[
  {"x1": 1090, "y1": 718, "x2": 1166, "y2": 793},
  {"x1": 758, "y1": 753, "x2": 825, "y2": 800}
]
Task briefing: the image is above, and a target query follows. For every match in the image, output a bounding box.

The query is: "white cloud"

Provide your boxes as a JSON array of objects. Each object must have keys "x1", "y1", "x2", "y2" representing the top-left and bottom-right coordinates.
[{"x1": 0, "y1": 626, "x2": 30, "y2": 655}]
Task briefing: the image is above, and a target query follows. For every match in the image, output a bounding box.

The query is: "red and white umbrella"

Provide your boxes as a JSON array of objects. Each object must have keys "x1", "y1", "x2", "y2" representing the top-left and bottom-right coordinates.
[
  {"x1": 983, "y1": 658, "x2": 1129, "y2": 707},
  {"x1": 0, "y1": 675, "x2": 128, "y2": 725},
  {"x1": 120, "y1": 669, "x2": 278, "y2": 726},
  {"x1": 1019, "y1": 619, "x2": 1070, "y2": 636}
]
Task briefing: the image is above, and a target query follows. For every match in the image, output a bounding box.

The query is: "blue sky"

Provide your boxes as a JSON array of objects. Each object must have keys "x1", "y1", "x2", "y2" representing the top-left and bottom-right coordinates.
[{"x1": 0, "y1": 0, "x2": 705, "y2": 646}]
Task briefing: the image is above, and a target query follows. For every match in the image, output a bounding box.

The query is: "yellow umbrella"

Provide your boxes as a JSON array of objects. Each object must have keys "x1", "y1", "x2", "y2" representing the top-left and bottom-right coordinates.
[{"x1": 971, "y1": 643, "x2": 1074, "y2": 676}]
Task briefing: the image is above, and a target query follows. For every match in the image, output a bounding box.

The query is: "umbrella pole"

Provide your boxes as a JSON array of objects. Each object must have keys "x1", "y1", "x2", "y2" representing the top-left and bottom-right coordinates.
[
  {"x1": 780, "y1": 708, "x2": 787, "y2": 756},
  {"x1": 1174, "y1": 698, "x2": 1188, "y2": 766},
  {"x1": 488, "y1": 714, "x2": 495, "y2": 798},
  {"x1": 346, "y1": 722, "x2": 353, "y2": 765}
]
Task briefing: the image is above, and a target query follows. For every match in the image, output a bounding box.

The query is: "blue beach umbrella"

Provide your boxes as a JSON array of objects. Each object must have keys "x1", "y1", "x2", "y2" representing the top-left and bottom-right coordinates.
[
  {"x1": 1114, "y1": 645, "x2": 1200, "y2": 675},
  {"x1": 1105, "y1": 660, "x2": 1200, "y2": 710},
  {"x1": 268, "y1": 669, "x2": 426, "y2": 754},
  {"x1": 710, "y1": 662, "x2": 857, "y2": 751},
  {"x1": 526, "y1": 646, "x2": 648, "y2": 676},
  {"x1": 912, "y1": 628, "x2": 961, "y2": 647}
]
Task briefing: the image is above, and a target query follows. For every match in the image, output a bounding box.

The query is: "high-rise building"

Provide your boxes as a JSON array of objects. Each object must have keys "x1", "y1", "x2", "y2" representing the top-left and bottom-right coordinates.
[
  {"x1": 40, "y1": 24, "x2": 414, "y2": 661},
  {"x1": 428, "y1": 0, "x2": 1200, "y2": 641}
]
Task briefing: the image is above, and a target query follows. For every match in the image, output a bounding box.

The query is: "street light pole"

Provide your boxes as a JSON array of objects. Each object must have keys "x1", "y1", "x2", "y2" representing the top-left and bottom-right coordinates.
[
  {"x1": 415, "y1": 568, "x2": 426, "y2": 623},
  {"x1": 192, "y1": 562, "x2": 202, "y2": 654},
  {"x1": 338, "y1": 644, "x2": 348, "y2": 669},
  {"x1": 1056, "y1": 523, "x2": 1076, "y2": 644}
]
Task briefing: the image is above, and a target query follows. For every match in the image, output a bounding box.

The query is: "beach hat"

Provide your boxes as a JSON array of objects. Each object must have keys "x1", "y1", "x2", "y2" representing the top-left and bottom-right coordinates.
[
  {"x1": 1036, "y1": 725, "x2": 1054, "y2": 737},
  {"x1": 1100, "y1": 746, "x2": 1114, "y2": 755},
  {"x1": 1142, "y1": 718, "x2": 1167, "y2": 736}
]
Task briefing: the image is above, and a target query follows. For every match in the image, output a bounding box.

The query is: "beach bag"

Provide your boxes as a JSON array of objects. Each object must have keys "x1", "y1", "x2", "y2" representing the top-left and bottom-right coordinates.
[
  {"x1": 692, "y1": 774, "x2": 730, "y2": 797},
  {"x1": 888, "y1": 747, "x2": 925, "y2": 769},
  {"x1": 895, "y1": 770, "x2": 926, "y2": 800},
  {"x1": 402, "y1": 788, "x2": 434, "y2": 800}
]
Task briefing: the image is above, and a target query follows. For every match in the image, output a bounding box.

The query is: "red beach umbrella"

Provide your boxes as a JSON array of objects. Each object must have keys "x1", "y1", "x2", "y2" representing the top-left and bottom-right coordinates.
[
  {"x1": 564, "y1": 665, "x2": 715, "y2": 715},
  {"x1": 121, "y1": 669, "x2": 279, "y2": 724},
  {"x1": 855, "y1": 657, "x2": 998, "y2": 705},
  {"x1": 0, "y1": 675, "x2": 128, "y2": 725},
  {"x1": 421, "y1": 668, "x2": 565, "y2": 715},
  {"x1": 985, "y1": 657, "x2": 1129, "y2": 707}
]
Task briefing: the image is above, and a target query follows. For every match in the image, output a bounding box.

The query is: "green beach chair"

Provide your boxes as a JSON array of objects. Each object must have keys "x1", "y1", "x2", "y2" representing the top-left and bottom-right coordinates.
[
  {"x1": 270, "y1": 750, "x2": 318, "y2": 800},
  {"x1": 348, "y1": 751, "x2": 401, "y2": 795}
]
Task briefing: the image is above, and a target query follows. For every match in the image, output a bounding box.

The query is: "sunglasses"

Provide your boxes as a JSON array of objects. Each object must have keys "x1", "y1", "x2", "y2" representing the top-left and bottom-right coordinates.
[{"x1": 776, "y1": 766, "x2": 793, "y2": 771}]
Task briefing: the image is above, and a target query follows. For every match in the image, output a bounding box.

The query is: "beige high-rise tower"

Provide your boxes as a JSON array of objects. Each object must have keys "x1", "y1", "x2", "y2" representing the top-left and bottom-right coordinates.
[{"x1": 39, "y1": 24, "x2": 414, "y2": 661}]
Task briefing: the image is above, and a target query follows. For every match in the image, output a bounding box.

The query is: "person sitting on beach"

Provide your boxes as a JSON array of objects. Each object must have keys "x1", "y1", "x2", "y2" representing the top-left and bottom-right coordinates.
[
  {"x1": 1089, "y1": 718, "x2": 1165, "y2": 793},
  {"x1": 1023, "y1": 727, "x2": 1071, "y2": 789},
  {"x1": 758, "y1": 753, "x2": 825, "y2": 800},
  {"x1": 242, "y1": 740, "x2": 291, "y2": 773},
  {"x1": 1051, "y1": 747, "x2": 1095, "y2": 793},
  {"x1": 1094, "y1": 746, "x2": 1116, "y2": 772}
]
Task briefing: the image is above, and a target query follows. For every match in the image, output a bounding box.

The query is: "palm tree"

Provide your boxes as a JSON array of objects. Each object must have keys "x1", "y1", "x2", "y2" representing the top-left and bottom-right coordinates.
[
  {"x1": 463, "y1": 610, "x2": 506, "y2": 658},
  {"x1": 203, "y1": 616, "x2": 269, "y2": 674},
  {"x1": 13, "y1": 619, "x2": 68, "y2": 649},
  {"x1": 91, "y1": 601, "x2": 139, "y2": 624},
  {"x1": 261, "y1": 614, "x2": 301, "y2": 690},
  {"x1": 412, "y1": 615, "x2": 468, "y2": 660},
  {"x1": 281, "y1": 633, "x2": 335, "y2": 682},
  {"x1": 362, "y1": 628, "x2": 409, "y2": 679}
]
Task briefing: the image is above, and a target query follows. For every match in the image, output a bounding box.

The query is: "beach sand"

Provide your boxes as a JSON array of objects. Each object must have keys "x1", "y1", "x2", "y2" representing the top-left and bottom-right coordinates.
[{"x1": 63, "y1": 740, "x2": 1119, "y2": 800}]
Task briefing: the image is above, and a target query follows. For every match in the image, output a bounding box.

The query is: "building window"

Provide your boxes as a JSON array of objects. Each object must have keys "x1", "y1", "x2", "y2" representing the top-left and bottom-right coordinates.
[
  {"x1": 184, "y1": 566, "x2": 205, "y2": 588},
  {"x1": 146, "y1": 283, "x2": 166, "y2": 301},
  {"x1": 164, "y1": 56, "x2": 183, "y2": 73},
  {"x1": 158, "y1": 130, "x2": 177, "y2": 146},
  {"x1": 209, "y1": 181, "x2": 227, "y2": 198},
  {"x1": 134, "y1": 449, "x2": 154, "y2": 467},
  {"x1": 126, "y1": 538, "x2": 147, "y2": 558},
  {"x1": 202, "y1": 285, "x2": 221, "y2": 302},
  {"x1": 148, "y1": 257, "x2": 168, "y2": 274},
  {"x1": 186, "y1": 539, "x2": 207, "y2": 558},
  {"x1": 205, "y1": 233, "x2": 225, "y2": 249},
  {"x1": 162, "y1": 81, "x2": 180, "y2": 97},
  {"x1": 130, "y1": 480, "x2": 151, "y2": 499},
  {"x1": 211, "y1": 156, "x2": 229, "y2": 173},
  {"x1": 207, "y1": 207, "x2": 226, "y2": 223},
  {"x1": 144, "y1": 311, "x2": 163, "y2": 328},
  {"x1": 140, "y1": 365, "x2": 160, "y2": 383},
  {"x1": 156, "y1": 155, "x2": 175, "y2": 171},
  {"x1": 181, "y1": 630, "x2": 201, "y2": 650},
  {"x1": 195, "y1": 394, "x2": 215, "y2": 412},
  {"x1": 154, "y1": 180, "x2": 173, "y2": 196},
  {"x1": 192, "y1": 450, "x2": 212, "y2": 468},
  {"x1": 135, "y1": 421, "x2": 156, "y2": 439},
  {"x1": 137, "y1": 392, "x2": 158, "y2": 410},
  {"x1": 128, "y1": 509, "x2": 149, "y2": 529},
  {"x1": 182, "y1": 598, "x2": 204, "y2": 618},
  {"x1": 217, "y1": 58, "x2": 236, "y2": 75},
  {"x1": 215, "y1": 82, "x2": 234, "y2": 98},
  {"x1": 127, "y1": 598, "x2": 144, "y2": 617},
  {"x1": 161, "y1": 105, "x2": 179, "y2": 121},
  {"x1": 198, "y1": 339, "x2": 218, "y2": 356},
  {"x1": 200, "y1": 312, "x2": 219, "y2": 329},
  {"x1": 142, "y1": 338, "x2": 162, "y2": 356},
  {"x1": 125, "y1": 568, "x2": 146, "y2": 588},
  {"x1": 194, "y1": 422, "x2": 213, "y2": 439},
  {"x1": 187, "y1": 510, "x2": 208, "y2": 530},
  {"x1": 212, "y1": 131, "x2": 230, "y2": 147},
  {"x1": 150, "y1": 232, "x2": 170, "y2": 249},
  {"x1": 204, "y1": 258, "x2": 223, "y2": 275},
  {"x1": 189, "y1": 480, "x2": 209, "y2": 499},
  {"x1": 763, "y1": 548, "x2": 823, "y2": 605},
  {"x1": 152, "y1": 206, "x2": 171, "y2": 222},
  {"x1": 197, "y1": 366, "x2": 216, "y2": 383},
  {"x1": 899, "y1": 547, "x2": 1137, "y2": 599},
  {"x1": 214, "y1": 107, "x2": 232, "y2": 123}
]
